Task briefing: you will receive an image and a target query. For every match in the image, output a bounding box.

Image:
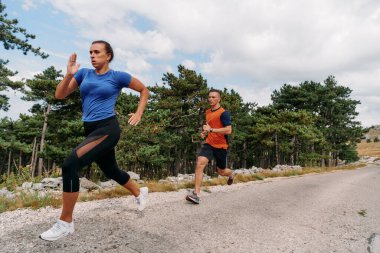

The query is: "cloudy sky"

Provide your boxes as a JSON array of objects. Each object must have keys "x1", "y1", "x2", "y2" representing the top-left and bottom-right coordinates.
[{"x1": 1, "y1": 0, "x2": 380, "y2": 127}]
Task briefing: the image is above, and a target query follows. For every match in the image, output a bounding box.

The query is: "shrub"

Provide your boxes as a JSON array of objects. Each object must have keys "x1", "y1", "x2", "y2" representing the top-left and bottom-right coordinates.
[{"x1": 0, "y1": 166, "x2": 43, "y2": 192}]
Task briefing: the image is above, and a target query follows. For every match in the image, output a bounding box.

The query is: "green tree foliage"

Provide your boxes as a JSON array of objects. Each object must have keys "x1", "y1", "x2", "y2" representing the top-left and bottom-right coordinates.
[
  {"x1": 116, "y1": 92, "x2": 173, "y2": 179},
  {"x1": 0, "y1": 117, "x2": 31, "y2": 176},
  {"x1": 0, "y1": 59, "x2": 23, "y2": 111},
  {"x1": 0, "y1": 3, "x2": 48, "y2": 58},
  {"x1": 149, "y1": 65, "x2": 210, "y2": 175},
  {"x1": 0, "y1": 61, "x2": 364, "y2": 180},
  {"x1": 339, "y1": 144, "x2": 359, "y2": 163},
  {"x1": 271, "y1": 76, "x2": 363, "y2": 165},
  {"x1": 22, "y1": 67, "x2": 82, "y2": 175},
  {"x1": 0, "y1": 2, "x2": 48, "y2": 112},
  {"x1": 249, "y1": 107, "x2": 325, "y2": 168}
]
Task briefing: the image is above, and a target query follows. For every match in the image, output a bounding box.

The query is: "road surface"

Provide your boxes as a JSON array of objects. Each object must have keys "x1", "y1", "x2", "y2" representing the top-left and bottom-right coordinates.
[{"x1": 1, "y1": 165, "x2": 380, "y2": 252}]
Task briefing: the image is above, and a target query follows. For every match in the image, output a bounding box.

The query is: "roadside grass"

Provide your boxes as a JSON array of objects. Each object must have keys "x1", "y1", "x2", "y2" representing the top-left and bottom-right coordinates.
[
  {"x1": 0, "y1": 163, "x2": 367, "y2": 213},
  {"x1": 79, "y1": 186, "x2": 131, "y2": 202},
  {"x1": 357, "y1": 140, "x2": 380, "y2": 158},
  {"x1": 0, "y1": 192, "x2": 61, "y2": 213}
]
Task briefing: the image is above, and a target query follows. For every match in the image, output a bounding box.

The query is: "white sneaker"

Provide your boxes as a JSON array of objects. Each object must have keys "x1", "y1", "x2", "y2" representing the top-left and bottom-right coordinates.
[
  {"x1": 136, "y1": 187, "x2": 148, "y2": 211},
  {"x1": 39, "y1": 219, "x2": 74, "y2": 241}
]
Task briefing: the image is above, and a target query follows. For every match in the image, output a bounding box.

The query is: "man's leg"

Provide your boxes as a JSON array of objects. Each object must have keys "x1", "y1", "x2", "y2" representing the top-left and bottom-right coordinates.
[
  {"x1": 186, "y1": 156, "x2": 209, "y2": 204},
  {"x1": 215, "y1": 148, "x2": 234, "y2": 185},
  {"x1": 194, "y1": 156, "x2": 209, "y2": 194},
  {"x1": 217, "y1": 167, "x2": 233, "y2": 177},
  {"x1": 186, "y1": 144, "x2": 213, "y2": 204},
  {"x1": 217, "y1": 167, "x2": 234, "y2": 185}
]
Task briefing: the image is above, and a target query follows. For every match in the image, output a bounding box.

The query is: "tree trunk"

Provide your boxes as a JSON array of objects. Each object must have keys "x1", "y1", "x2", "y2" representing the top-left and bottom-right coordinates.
[
  {"x1": 173, "y1": 147, "x2": 180, "y2": 176},
  {"x1": 328, "y1": 151, "x2": 332, "y2": 167},
  {"x1": 31, "y1": 137, "x2": 37, "y2": 177},
  {"x1": 321, "y1": 150, "x2": 325, "y2": 167},
  {"x1": 19, "y1": 150, "x2": 22, "y2": 168},
  {"x1": 296, "y1": 139, "x2": 300, "y2": 165},
  {"x1": 290, "y1": 136, "x2": 295, "y2": 165},
  {"x1": 7, "y1": 149, "x2": 12, "y2": 177},
  {"x1": 38, "y1": 104, "x2": 51, "y2": 176},
  {"x1": 275, "y1": 134, "x2": 279, "y2": 165},
  {"x1": 32, "y1": 143, "x2": 39, "y2": 177},
  {"x1": 242, "y1": 141, "x2": 247, "y2": 169}
]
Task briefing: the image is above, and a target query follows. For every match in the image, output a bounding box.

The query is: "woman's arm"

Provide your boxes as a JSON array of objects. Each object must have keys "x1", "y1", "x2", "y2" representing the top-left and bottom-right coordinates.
[
  {"x1": 55, "y1": 53, "x2": 80, "y2": 99},
  {"x1": 127, "y1": 77, "x2": 150, "y2": 126}
]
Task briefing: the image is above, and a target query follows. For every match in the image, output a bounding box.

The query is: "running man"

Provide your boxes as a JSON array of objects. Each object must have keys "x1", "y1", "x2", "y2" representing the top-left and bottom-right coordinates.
[{"x1": 186, "y1": 89, "x2": 234, "y2": 204}]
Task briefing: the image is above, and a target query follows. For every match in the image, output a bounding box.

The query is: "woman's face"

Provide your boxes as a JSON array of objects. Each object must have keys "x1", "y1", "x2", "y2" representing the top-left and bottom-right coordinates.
[{"x1": 90, "y1": 43, "x2": 111, "y2": 69}]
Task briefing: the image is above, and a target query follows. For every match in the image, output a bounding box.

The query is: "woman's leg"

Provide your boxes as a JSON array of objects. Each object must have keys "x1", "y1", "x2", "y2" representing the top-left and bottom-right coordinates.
[
  {"x1": 60, "y1": 192, "x2": 79, "y2": 222},
  {"x1": 41, "y1": 117, "x2": 120, "y2": 240},
  {"x1": 123, "y1": 179, "x2": 140, "y2": 197},
  {"x1": 95, "y1": 149, "x2": 140, "y2": 197},
  {"x1": 60, "y1": 135, "x2": 109, "y2": 221},
  {"x1": 96, "y1": 149, "x2": 148, "y2": 210}
]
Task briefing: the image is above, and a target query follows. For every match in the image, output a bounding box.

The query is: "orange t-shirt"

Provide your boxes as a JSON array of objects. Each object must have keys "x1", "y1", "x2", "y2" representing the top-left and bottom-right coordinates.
[{"x1": 205, "y1": 107, "x2": 231, "y2": 149}]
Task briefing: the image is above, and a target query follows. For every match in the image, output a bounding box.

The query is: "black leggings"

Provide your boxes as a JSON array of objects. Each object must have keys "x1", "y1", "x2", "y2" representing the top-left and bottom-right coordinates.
[{"x1": 62, "y1": 116, "x2": 130, "y2": 192}]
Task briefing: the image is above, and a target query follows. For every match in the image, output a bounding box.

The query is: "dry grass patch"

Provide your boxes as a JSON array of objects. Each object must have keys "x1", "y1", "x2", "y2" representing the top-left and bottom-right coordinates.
[
  {"x1": 145, "y1": 181, "x2": 178, "y2": 192},
  {"x1": 79, "y1": 186, "x2": 131, "y2": 202},
  {"x1": 0, "y1": 193, "x2": 61, "y2": 213},
  {"x1": 203, "y1": 177, "x2": 227, "y2": 186},
  {"x1": 234, "y1": 173, "x2": 264, "y2": 183},
  {"x1": 179, "y1": 181, "x2": 195, "y2": 189},
  {"x1": 357, "y1": 140, "x2": 380, "y2": 158}
]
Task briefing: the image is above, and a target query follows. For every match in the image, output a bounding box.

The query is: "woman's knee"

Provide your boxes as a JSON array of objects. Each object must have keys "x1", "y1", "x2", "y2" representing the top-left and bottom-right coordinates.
[
  {"x1": 61, "y1": 152, "x2": 81, "y2": 192},
  {"x1": 98, "y1": 162, "x2": 130, "y2": 185}
]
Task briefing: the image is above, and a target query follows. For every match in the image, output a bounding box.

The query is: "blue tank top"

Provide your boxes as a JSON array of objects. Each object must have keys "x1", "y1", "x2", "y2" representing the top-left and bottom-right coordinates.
[{"x1": 74, "y1": 68, "x2": 132, "y2": 122}]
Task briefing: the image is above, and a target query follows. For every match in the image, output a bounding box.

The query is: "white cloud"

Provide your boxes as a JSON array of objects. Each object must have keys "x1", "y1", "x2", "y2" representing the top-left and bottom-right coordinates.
[
  {"x1": 181, "y1": 59, "x2": 196, "y2": 70},
  {"x1": 45, "y1": 0, "x2": 380, "y2": 82},
  {"x1": 5, "y1": 0, "x2": 380, "y2": 126},
  {"x1": 22, "y1": 0, "x2": 37, "y2": 11},
  {"x1": 356, "y1": 96, "x2": 380, "y2": 127}
]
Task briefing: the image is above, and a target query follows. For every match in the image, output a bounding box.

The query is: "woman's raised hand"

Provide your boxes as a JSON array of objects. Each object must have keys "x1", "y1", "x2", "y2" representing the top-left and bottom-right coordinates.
[{"x1": 67, "y1": 53, "x2": 80, "y2": 75}]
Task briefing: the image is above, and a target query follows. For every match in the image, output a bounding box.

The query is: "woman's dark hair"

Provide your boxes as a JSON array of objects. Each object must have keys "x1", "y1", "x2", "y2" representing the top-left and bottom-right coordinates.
[{"x1": 92, "y1": 40, "x2": 114, "y2": 62}]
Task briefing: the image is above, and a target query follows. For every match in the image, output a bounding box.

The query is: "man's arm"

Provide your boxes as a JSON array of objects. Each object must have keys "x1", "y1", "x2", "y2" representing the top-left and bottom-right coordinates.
[
  {"x1": 203, "y1": 124, "x2": 232, "y2": 135},
  {"x1": 203, "y1": 110, "x2": 232, "y2": 134}
]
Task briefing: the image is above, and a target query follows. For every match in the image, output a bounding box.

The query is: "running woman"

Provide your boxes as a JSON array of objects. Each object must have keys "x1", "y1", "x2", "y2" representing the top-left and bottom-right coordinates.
[{"x1": 40, "y1": 40, "x2": 150, "y2": 241}]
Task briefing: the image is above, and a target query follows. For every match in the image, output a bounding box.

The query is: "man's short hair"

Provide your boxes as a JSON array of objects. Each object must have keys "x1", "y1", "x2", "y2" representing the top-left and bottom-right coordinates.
[{"x1": 208, "y1": 89, "x2": 222, "y2": 97}]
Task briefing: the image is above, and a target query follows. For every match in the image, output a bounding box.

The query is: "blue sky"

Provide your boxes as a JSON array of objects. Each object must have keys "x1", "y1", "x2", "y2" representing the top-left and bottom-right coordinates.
[{"x1": 1, "y1": 0, "x2": 380, "y2": 127}]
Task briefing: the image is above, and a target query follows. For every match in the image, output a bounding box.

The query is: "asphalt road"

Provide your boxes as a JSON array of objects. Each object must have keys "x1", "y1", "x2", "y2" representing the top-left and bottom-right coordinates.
[{"x1": 1, "y1": 165, "x2": 380, "y2": 253}]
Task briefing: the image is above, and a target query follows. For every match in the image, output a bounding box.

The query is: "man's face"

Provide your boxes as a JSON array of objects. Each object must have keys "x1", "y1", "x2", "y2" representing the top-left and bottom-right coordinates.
[{"x1": 208, "y1": 91, "x2": 220, "y2": 106}]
